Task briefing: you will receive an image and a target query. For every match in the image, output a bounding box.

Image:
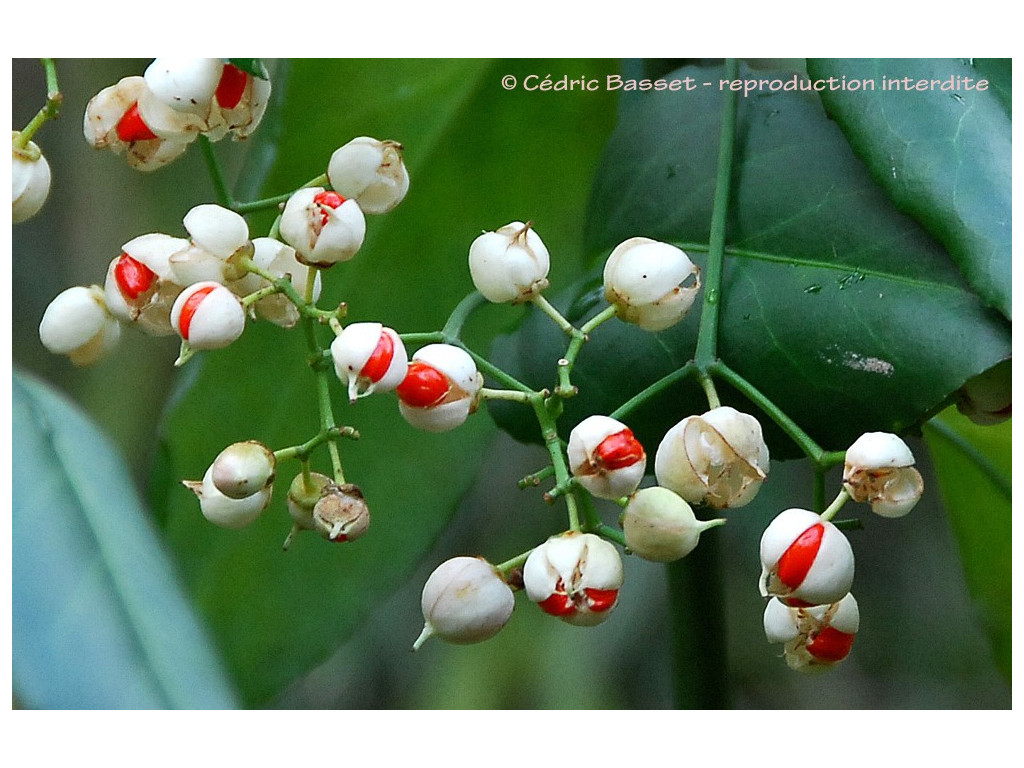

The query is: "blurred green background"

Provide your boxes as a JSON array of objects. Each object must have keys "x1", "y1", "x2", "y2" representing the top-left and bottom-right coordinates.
[{"x1": 12, "y1": 58, "x2": 1010, "y2": 708}]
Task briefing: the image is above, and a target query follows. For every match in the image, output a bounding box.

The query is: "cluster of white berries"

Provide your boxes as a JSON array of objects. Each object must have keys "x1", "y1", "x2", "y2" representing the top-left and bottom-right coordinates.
[
  {"x1": 758, "y1": 432, "x2": 923, "y2": 672},
  {"x1": 39, "y1": 131, "x2": 410, "y2": 368},
  {"x1": 413, "y1": 232, "x2": 721, "y2": 648},
  {"x1": 84, "y1": 59, "x2": 271, "y2": 171},
  {"x1": 31, "y1": 60, "x2": 937, "y2": 680}
]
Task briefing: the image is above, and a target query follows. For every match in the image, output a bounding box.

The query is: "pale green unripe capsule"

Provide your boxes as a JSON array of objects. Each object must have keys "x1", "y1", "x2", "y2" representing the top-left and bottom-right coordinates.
[
  {"x1": 621, "y1": 487, "x2": 725, "y2": 562},
  {"x1": 211, "y1": 441, "x2": 276, "y2": 500},
  {"x1": 183, "y1": 465, "x2": 271, "y2": 530},
  {"x1": 413, "y1": 557, "x2": 515, "y2": 650}
]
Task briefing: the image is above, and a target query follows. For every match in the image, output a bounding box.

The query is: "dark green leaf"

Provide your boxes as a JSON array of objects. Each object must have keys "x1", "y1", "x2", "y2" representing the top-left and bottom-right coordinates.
[
  {"x1": 12, "y1": 369, "x2": 238, "y2": 709},
  {"x1": 923, "y1": 409, "x2": 1011, "y2": 680},
  {"x1": 227, "y1": 58, "x2": 269, "y2": 80},
  {"x1": 490, "y1": 62, "x2": 1011, "y2": 459},
  {"x1": 807, "y1": 58, "x2": 1011, "y2": 319},
  {"x1": 153, "y1": 59, "x2": 619, "y2": 705}
]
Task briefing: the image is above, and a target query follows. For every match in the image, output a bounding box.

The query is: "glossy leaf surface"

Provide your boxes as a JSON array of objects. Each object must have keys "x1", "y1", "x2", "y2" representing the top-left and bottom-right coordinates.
[
  {"x1": 490, "y1": 62, "x2": 1011, "y2": 459},
  {"x1": 807, "y1": 58, "x2": 1011, "y2": 319}
]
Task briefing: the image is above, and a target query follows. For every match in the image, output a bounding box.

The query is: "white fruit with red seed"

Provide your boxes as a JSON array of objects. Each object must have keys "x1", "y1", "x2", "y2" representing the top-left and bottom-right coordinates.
[{"x1": 170, "y1": 280, "x2": 245, "y2": 349}]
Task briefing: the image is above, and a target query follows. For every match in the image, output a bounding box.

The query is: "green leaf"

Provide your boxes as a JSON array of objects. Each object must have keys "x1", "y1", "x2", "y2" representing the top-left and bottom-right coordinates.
[
  {"x1": 923, "y1": 409, "x2": 1011, "y2": 680},
  {"x1": 807, "y1": 58, "x2": 1011, "y2": 319},
  {"x1": 227, "y1": 58, "x2": 269, "y2": 80},
  {"x1": 490, "y1": 61, "x2": 1011, "y2": 459},
  {"x1": 12, "y1": 369, "x2": 238, "y2": 709},
  {"x1": 153, "y1": 58, "x2": 619, "y2": 705}
]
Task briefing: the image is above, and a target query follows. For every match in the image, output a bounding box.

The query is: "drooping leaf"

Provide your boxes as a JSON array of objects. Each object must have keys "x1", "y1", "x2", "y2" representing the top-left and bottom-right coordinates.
[
  {"x1": 490, "y1": 61, "x2": 1011, "y2": 459},
  {"x1": 807, "y1": 58, "x2": 1011, "y2": 319},
  {"x1": 152, "y1": 59, "x2": 619, "y2": 705},
  {"x1": 923, "y1": 409, "x2": 1011, "y2": 680},
  {"x1": 12, "y1": 369, "x2": 238, "y2": 709}
]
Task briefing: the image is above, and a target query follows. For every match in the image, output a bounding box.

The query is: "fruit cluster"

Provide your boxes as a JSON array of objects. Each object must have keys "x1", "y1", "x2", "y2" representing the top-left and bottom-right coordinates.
[{"x1": 27, "y1": 58, "x2": 933, "y2": 677}]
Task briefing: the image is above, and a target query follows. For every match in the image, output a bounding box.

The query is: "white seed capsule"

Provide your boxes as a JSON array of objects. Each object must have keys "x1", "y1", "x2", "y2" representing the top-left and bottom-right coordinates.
[
  {"x1": 655, "y1": 406, "x2": 769, "y2": 509},
  {"x1": 211, "y1": 441, "x2": 276, "y2": 500},
  {"x1": 209, "y1": 64, "x2": 271, "y2": 140},
  {"x1": 182, "y1": 465, "x2": 271, "y2": 530},
  {"x1": 104, "y1": 233, "x2": 189, "y2": 335},
  {"x1": 327, "y1": 137, "x2": 410, "y2": 214},
  {"x1": 170, "y1": 281, "x2": 245, "y2": 349},
  {"x1": 468, "y1": 221, "x2": 551, "y2": 304},
  {"x1": 331, "y1": 322, "x2": 408, "y2": 402},
  {"x1": 396, "y1": 343, "x2": 483, "y2": 432},
  {"x1": 183, "y1": 203, "x2": 251, "y2": 261},
  {"x1": 759, "y1": 508, "x2": 854, "y2": 607},
  {"x1": 12, "y1": 134, "x2": 51, "y2": 223},
  {"x1": 413, "y1": 557, "x2": 515, "y2": 650},
  {"x1": 279, "y1": 187, "x2": 366, "y2": 267},
  {"x1": 83, "y1": 76, "x2": 196, "y2": 171},
  {"x1": 764, "y1": 593, "x2": 860, "y2": 673},
  {"x1": 621, "y1": 486, "x2": 723, "y2": 562},
  {"x1": 39, "y1": 285, "x2": 121, "y2": 366},
  {"x1": 144, "y1": 58, "x2": 223, "y2": 117},
  {"x1": 566, "y1": 414, "x2": 646, "y2": 500},
  {"x1": 523, "y1": 532, "x2": 623, "y2": 627},
  {"x1": 843, "y1": 432, "x2": 923, "y2": 518},
  {"x1": 603, "y1": 237, "x2": 701, "y2": 331}
]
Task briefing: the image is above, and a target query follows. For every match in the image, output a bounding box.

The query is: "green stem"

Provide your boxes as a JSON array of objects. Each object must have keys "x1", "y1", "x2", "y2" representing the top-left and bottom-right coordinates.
[
  {"x1": 530, "y1": 294, "x2": 575, "y2": 336},
  {"x1": 820, "y1": 488, "x2": 851, "y2": 522},
  {"x1": 609, "y1": 362, "x2": 695, "y2": 421},
  {"x1": 693, "y1": 57, "x2": 739, "y2": 370},
  {"x1": 518, "y1": 465, "x2": 555, "y2": 489},
  {"x1": 531, "y1": 393, "x2": 579, "y2": 531},
  {"x1": 479, "y1": 387, "x2": 532, "y2": 403},
  {"x1": 199, "y1": 135, "x2": 234, "y2": 208},
  {"x1": 698, "y1": 370, "x2": 721, "y2": 410},
  {"x1": 712, "y1": 360, "x2": 828, "y2": 466},
  {"x1": 442, "y1": 291, "x2": 489, "y2": 339},
  {"x1": 667, "y1": 535, "x2": 730, "y2": 708},
  {"x1": 14, "y1": 59, "x2": 61, "y2": 150},
  {"x1": 494, "y1": 549, "x2": 533, "y2": 576},
  {"x1": 274, "y1": 426, "x2": 359, "y2": 463}
]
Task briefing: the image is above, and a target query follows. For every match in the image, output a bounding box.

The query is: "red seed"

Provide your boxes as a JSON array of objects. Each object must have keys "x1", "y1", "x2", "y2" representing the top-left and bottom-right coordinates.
[
  {"x1": 215, "y1": 63, "x2": 248, "y2": 110},
  {"x1": 115, "y1": 103, "x2": 157, "y2": 143},
  {"x1": 178, "y1": 285, "x2": 217, "y2": 341},
  {"x1": 396, "y1": 362, "x2": 450, "y2": 408},
  {"x1": 596, "y1": 428, "x2": 645, "y2": 469},
  {"x1": 114, "y1": 253, "x2": 157, "y2": 300},
  {"x1": 538, "y1": 580, "x2": 575, "y2": 617},
  {"x1": 585, "y1": 588, "x2": 618, "y2": 613},
  {"x1": 775, "y1": 523, "x2": 825, "y2": 590},
  {"x1": 313, "y1": 190, "x2": 347, "y2": 228},
  {"x1": 360, "y1": 331, "x2": 394, "y2": 383},
  {"x1": 806, "y1": 626, "x2": 855, "y2": 662}
]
